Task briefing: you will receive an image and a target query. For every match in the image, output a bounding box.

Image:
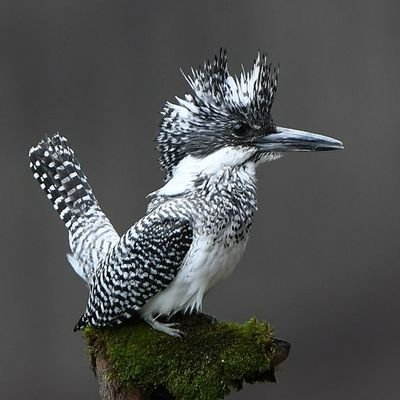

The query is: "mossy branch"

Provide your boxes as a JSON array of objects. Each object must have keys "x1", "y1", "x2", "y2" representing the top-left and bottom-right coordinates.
[{"x1": 84, "y1": 314, "x2": 291, "y2": 400}]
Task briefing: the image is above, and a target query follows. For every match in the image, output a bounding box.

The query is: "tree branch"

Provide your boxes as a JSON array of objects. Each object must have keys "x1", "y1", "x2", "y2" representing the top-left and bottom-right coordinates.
[{"x1": 84, "y1": 314, "x2": 290, "y2": 399}]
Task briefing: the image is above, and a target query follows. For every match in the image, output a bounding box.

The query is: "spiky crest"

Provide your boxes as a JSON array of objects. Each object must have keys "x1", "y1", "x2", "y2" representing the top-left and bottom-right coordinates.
[{"x1": 157, "y1": 50, "x2": 279, "y2": 180}]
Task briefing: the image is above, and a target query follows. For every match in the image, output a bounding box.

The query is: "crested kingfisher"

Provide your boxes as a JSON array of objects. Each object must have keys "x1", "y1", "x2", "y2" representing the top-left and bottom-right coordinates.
[{"x1": 29, "y1": 50, "x2": 343, "y2": 336}]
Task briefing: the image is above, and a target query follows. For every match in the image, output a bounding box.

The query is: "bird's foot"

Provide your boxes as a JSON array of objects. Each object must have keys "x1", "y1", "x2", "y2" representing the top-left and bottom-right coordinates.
[{"x1": 145, "y1": 317, "x2": 185, "y2": 338}]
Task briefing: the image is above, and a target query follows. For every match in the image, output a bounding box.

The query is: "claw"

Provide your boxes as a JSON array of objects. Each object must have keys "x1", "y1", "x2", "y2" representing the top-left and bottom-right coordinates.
[{"x1": 144, "y1": 317, "x2": 185, "y2": 338}]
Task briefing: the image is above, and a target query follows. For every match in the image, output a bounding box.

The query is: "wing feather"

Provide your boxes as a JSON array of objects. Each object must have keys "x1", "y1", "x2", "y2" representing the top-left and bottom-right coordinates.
[{"x1": 74, "y1": 216, "x2": 193, "y2": 330}]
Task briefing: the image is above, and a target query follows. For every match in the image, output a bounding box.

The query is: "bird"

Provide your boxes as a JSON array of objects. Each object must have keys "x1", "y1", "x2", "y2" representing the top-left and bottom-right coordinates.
[{"x1": 29, "y1": 50, "x2": 343, "y2": 337}]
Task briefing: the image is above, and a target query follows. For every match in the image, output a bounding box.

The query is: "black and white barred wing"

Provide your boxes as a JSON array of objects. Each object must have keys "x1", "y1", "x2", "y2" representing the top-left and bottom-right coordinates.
[
  {"x1": 74, "y1": 217, "x2": 193, "y2": 330},
  {"x1": 29, "y1": 134, "x2": 119, "y2": 283}
]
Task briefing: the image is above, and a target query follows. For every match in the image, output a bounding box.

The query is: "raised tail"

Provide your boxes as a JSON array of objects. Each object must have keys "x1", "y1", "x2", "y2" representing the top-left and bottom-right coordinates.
[
  {"x1": 29, "y1": 134, "x2": 96, "y2": 228},
  {"x1": 29, "y1": 133, "x2": 119, "y2": 283}
]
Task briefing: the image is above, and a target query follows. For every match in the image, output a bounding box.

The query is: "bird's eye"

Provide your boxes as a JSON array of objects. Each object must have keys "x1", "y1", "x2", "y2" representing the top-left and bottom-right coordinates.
[{"x1": 234, "y1": 124, "x2": 250, "y2": 137}]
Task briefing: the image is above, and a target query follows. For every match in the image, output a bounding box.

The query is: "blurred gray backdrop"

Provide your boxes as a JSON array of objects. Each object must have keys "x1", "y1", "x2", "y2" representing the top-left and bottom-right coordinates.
[{"x1": 1, "y1": 0, "x2": 399, "y2": 399}]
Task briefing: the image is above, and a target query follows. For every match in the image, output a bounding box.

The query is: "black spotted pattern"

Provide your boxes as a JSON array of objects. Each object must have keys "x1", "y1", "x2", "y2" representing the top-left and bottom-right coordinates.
[
  {"x1": 74, "y1": 218, "x2": 193, "y2": 330},
  {"x1": 29, "y1": 134, "x2": 119, "y2": 282},
  {"x1": 157, "y1": 50, "x2": 279, "y2": 180},
  {"x1": 29, "y1": 134, "x2": 96, "y2": 225}
]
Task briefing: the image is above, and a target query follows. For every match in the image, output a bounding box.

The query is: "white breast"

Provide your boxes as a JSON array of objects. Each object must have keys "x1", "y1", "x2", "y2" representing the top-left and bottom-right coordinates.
[{"x1": 140, "y1": 235, "x2": 248, "y2": 319}]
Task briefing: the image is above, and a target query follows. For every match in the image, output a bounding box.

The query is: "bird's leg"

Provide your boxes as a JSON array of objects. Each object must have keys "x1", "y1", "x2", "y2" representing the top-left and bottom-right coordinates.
[{"x1": 143, "y1": 315, "x2": 184, "y2": 338}]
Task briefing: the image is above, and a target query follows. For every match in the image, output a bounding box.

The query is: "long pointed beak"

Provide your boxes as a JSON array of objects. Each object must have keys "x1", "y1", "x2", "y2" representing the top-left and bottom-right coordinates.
[{"x1": 257, "y1": 127, "x2": 344, "y2": 152}]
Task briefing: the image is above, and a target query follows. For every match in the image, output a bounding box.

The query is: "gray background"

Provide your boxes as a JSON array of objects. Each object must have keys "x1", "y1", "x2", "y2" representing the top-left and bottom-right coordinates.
[{"x1": 1, "y1": 0, "x2": 399, "y2": 399}]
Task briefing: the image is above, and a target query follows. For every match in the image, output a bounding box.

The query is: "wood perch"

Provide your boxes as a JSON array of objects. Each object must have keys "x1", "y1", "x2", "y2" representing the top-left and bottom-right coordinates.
[{"x1": 84, "y1": 314, "x2": 290, "y2": 399}]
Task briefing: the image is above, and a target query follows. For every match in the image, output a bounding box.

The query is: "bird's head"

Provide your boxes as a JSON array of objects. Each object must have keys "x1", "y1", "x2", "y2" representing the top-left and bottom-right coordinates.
[{"x1": 157, "y1": 50, "x2": 343, "y2": 181}]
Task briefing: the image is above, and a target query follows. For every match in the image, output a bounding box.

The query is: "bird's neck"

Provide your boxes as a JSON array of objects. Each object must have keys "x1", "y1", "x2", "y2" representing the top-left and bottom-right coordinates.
[
  {"x1": 152, "y1": 147, "x2": 258, "y2": 198},
  {"x1": 148, "y1": 161, "x2": 258, "y2": 226}
]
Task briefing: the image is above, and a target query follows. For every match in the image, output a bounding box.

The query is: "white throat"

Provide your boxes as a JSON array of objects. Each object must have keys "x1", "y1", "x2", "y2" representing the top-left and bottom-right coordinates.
[{"x1": 153, "y1": 146, "x2": 257, "y2": 197}]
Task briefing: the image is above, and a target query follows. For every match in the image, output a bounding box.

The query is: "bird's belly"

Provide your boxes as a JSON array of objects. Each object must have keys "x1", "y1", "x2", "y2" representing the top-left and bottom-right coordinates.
[{"x1": 140, "y1": 236, "x2": 248, "y2": 318}]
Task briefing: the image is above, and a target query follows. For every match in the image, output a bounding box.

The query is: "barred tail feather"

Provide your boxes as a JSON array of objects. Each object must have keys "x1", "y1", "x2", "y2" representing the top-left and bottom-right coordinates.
[
  {"x1": 29, "y1": 133, "x2": 119, "y2": 282},
  {"x1": 29, "y1": 134, "x2": 95, "y2": 227}
]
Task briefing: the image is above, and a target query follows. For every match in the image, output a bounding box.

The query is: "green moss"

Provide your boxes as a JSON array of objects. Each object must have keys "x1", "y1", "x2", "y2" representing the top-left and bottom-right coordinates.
[{"x1": 85, "y1": 314, "x2": 284, "y2": 400}]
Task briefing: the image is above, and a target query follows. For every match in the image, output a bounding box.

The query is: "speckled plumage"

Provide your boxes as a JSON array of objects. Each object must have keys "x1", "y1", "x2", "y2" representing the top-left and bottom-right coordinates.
[
  {"x1": 29, "y1": 50, "x2": 342, "y2": 336},
  {"x1": 157, "y1": 50, "x2": 278, "y2": 180},
  {"x1": 29, "y1": 135, "x2": 119, "y2": 283}
]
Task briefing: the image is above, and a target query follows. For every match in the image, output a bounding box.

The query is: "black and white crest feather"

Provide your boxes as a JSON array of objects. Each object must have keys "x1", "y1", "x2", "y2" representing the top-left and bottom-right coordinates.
[{"x1": 157, "y1": 49, "x2": 279, "y2": 180}]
